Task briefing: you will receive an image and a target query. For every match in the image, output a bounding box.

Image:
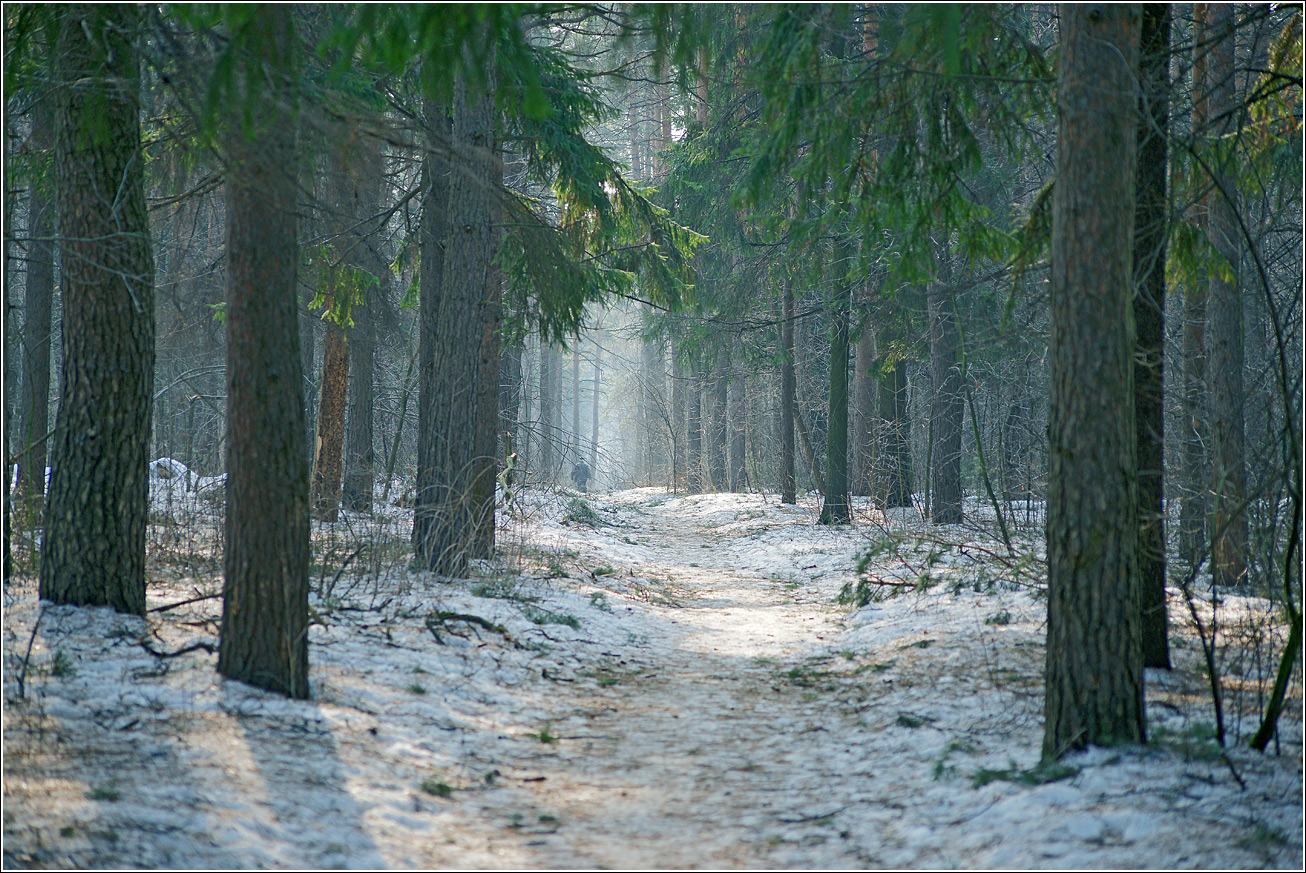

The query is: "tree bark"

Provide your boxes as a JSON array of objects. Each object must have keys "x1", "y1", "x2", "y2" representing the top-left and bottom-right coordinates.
[
  {"x1": 874, "y1": 329, "x2": 913, "y2": 509},
  {"x1": 472, "y1": 132, "x2": 504, "y2": 558},
  {"x1": 1134, "y1": 3, "x2": 1172, "y2": 668},
  {"x1": 15, "y1": 104, "x2": 55, "y2": 525},
  {"x1": 819, "y1": 253, "x2": 852, "y2": 525},
  {"x1": 538, "y1": 341, "x2": 556, "y2": 483},
  {"x1": 416, "y1": 56, "x2": 498, "y2": 576},
  {"x1": 709, "y1": 345, "x2": 729, "y2": 491},
  {"x1": 780, "y1": 277, "x2": 797, "y2": 504},
  {"x1": 41, "y1": 5, "x2": 155, "y2": 615},
  {"x1": 927, "y1": 275, "x2": 964, "y2": 524},
  {"x1": 1204, "y1": 3, "x2": 1247, "y2": 588},
  {"x1": 1044, "y1": 2, "x2": 1145, "y2": 758},
  {"x1": 687, "y1": 367, "x2": 703, "y2": 493},
  {"x1": 311, "y1": 322, "x2": 349, "y2": 521},
  {"x1": 1180, "y1": 4, "x2": 1212, "y2": 570},
  {"x1": 730, "y1": 374, "x2": 747, "y2": 491},
  {"x1": 413, "y1": 104, "x2": 450, "y2": 558},
  {"x1": 852, "y1": 317, "x2": 876, "y2": 497},
  {"x1": 218, "y1": 4, "x2": 310, "y2": 698}
]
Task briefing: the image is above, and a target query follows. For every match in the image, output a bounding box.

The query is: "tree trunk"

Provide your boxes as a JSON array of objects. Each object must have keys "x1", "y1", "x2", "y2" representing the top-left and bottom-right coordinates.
[
  {"x1": 1044, "y1": 3, "x2": 1144, "y2": 758},
  {"x1": 41, "y1": 5, "x2": 155, "y2": 615},
  {"x1": 709, "y1": 346, "x2": 729, "y2": 491},
  {"x1": 591, "y1": 327, "x2": 602, "y2": 472},
  {"x1": 875, "y1": 328, "x2": 913, "y2": 509},
  {"x1": 342, "y1": 297, "x2": 375, "y2": 513},
  {"x1": 1180, "y1": 3, "x2": 1211, "y2": 569},
  {"x1": 218, "y1": 5, "x2": 310, "y2": 698},
  {"x1": 15, "y1": 104, "x2": 55, "y2": 525},
  {"x1": 538, "y1": 341, "x2": 556, "y2": 483},
  {"x1": 927, "y1": 275, "x2": 963, "y2": 524},
  {"x1": 1134, "y1": 3, "x2": 1171, "y2": 668},
  {"x1": 1205, "y1": 3, "x2": 1247, "y2": 588},
  {"x1": 780, "y1": 277, "x2": 797, "y2": 504},
  {"x1": 730, "y1": 374, "x2": 747, "y2": 491},
  {"x1": 852, "y1": 317, "x2": 876, "y2": 497},
  {"x1": 416, "y1": 57, "x2": 498, "y2": 576},
  {"x1": 819, "y1": 255, "x2": 852, "y2": 525},
  {"x1": 413, "y1": 104, "x2": 450, "y2": 558},
  {"x1": 311, "y1": 323, "x2": 349, "y2": 521},
  {"x1": 472, "y1": 132, "x2": 504, "y2": 558},
  {"x1": 687, "y1": 368, "x2": 703, "y2": 493}
]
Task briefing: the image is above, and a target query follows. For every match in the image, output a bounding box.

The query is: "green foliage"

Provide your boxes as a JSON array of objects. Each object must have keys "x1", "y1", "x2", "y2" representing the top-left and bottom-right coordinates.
[
  {"x1": 419, "y1": 778, "x2": 454, "y2": 798},
  {"x1": 561, "y1": 498, "x2": 603, "y2": 527},
  {"x1": 971, "y1": 760, "x2": 1078, "y2": 789},
  {"x1": 308, "y1": 244, "x2": 376, "y2": 328}
]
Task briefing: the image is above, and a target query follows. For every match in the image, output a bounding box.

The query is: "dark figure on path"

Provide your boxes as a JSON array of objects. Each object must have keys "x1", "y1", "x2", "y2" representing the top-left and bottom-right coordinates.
[{"x1": 570, "y1": 459, "x2": 590, "y2": 492}]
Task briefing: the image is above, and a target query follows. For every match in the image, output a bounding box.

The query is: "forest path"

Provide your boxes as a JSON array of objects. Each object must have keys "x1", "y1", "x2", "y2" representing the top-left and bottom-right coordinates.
[{"x1": 462, "y1": 490, "x2": 876, "y2": 868}]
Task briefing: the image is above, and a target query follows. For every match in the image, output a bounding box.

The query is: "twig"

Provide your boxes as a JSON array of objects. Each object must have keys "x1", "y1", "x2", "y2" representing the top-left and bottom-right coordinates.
[
  {"x1": 136, "y1": 637, "x2": 217, "y2": 658},
  {"x1": 148, "y1": 593, "x2": 221, "y2": 613}
]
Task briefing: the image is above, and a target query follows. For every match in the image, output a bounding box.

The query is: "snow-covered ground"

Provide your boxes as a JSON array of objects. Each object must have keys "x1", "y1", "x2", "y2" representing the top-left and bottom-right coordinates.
[{"x1": 3, "y1": 484, "x2": 1301, "y2": 868}]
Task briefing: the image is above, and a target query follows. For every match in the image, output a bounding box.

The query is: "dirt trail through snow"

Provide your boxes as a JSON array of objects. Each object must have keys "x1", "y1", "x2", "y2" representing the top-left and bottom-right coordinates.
[{"x1": 467, "y1": 496, "x2": 861, "y2": 868}]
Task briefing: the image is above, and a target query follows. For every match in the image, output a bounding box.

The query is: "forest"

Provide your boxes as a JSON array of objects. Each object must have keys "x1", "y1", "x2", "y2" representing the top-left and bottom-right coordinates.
[{"x1": 2, "y1": 3, "x2": 1302, "y2": 868}]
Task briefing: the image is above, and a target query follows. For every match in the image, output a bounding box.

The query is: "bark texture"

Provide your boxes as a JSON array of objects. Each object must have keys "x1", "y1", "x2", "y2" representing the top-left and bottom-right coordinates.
[
  {"x1": 41, "y1": 5, "x2": 155, "y2": 615},
  {"x1": 819, "y1": 266, "x2": 852, "y2": 525},
  {"x1": 413, "y1": 105, "x2": 449, "y2": 557},
  {"x1": 415, "y1": 60, "x2": 498, "y2": 576},
  {"x1": 780, "y1": 279, "x2": 797, "y2": 504},
  {"x1": 1134, "y1": 3, "x2": 1172, "y2": 668},
  {"x1": 927, "y1": 277, "x2": 963, "y2": 524},
  {"x1": 1044, "y1": 2, "x2": 1145, "y2": 758},
  {"x1": 15, "y1": 106, "x2": 55, "y2": 524},
  {"x1": 1204, "y1": 3, "x2": 1247, "y2": 588},
  {"x1": 310, "y1": 323, "x2": 349, "y2": 521},
  {"x1": 218, "y1": 5, "x2": 310, "y2": 698}
]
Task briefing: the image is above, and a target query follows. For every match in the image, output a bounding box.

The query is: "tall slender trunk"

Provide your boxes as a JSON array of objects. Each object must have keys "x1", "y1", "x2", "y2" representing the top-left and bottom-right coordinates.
[
  {"x1": 591, "y1": 326, "x2": 602, "y2": 472},
  {"x1": 780, "y1": 277, "x2": 797, "y2": 504},
  {"x1": 413, "y1": 103, "x2": 450, "y2": 558},
  {"x1": 1180, "y1": 4, "x2": 1212, "y2": 568},
  {"x1": 729, "y1": 374, "x2": 747, "y2": 491},
  {"x1": 819, "y1": 252, "x2": 852, "y2": 525},
  {"x1": 927, "y1": 274, "x2": 963, "y2": 524},
  {"x1": 538, "y1": 340, "x2": 556, "y2": 483},
  {"x1": 852, "y1": 316, "x2": 876, "y2": 497},
  {"x1": 875, "y1": 326, "x2": 913, "y2": 509},
  {"x1": 1134, "y1": 3, "x2": 1171, "y2": 668},
  {"x1": 15, "y1": 104, "x2": 55, "y2": 524},
  {"x1": 471, "y1": 132, "x2": 504, "y2": 558},
  {"x1": 1205, "y1": 3, "x2": 1247, "y2": 588},
  {"x1": 709, "y1": 346, "x2": 728, "y2": 490},
  {"x1": 311, "y1": 323, "x2": 349, "y2": 521},
  {"x1": 687, "y1": 367, "x2": 703, "y2": 493}
]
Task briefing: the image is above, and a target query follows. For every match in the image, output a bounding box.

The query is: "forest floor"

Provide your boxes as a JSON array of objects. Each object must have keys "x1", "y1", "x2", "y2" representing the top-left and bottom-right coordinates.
[{"x1": 3, "y1": 483, "x2": 1302, "y2": 869}]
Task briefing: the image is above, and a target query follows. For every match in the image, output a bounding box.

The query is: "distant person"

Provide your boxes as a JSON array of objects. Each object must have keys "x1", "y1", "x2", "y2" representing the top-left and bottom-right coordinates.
[{"x1": 570, "y1": 459, "x2": 591, "y2": 492}]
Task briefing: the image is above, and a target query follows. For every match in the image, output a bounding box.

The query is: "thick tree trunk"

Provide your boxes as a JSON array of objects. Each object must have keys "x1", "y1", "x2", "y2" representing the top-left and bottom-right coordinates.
[
  {"x1": 927, "y1": 276, "x2": 963, "y2": 524},
  {"x1": 218, "y1": 5, "x2": 310, "y2": 698},
  {"x1": 41, "y1": 5, "x2": 155, "y2": 615},
  {"x1": 1205, "y1": 3, "x2": 1247, "y2": 588},
  {"x1": 416, "y1": 58, "x2": 498, "y2": 576},
  {"x1": 413, "y1": 104, "x2": 450, "y2": 558},
  {"x1": 1134, "y1": 3, "x2": 1172, "y2": 668},
  {"x1": 780, "y1": 278, "x2": 797, "y2": 504},
  {"x1": 311, "y1": 323, "x2": 349, "y2": 521},
  {"x1": 1044, "y1": 3, "x2": 1144, "y2": 758},
  {"x1": 15, "y1": 110, "x2": 55, "y2": 524}
]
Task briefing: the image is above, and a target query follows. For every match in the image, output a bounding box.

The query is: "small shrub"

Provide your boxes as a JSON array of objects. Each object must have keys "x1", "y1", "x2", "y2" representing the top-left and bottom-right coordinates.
[
  {"x1": 589, "y1": 592, "x2": 613, "y2": 612},
  {"x1": 86, "y1": 786, "x2": 120, "y2": 802},
  {"x1": 523, "y1": 606, "x2": 580, "y2": 629},
  {"x1": 836, "y1": 579, "x2": 876, "y2": 607},
  {"x1": 420, "y1": 778, "x2": 454, "y2": 798},
  {"x1": 985, "y1": 610, "x2": 1013, "y2": 626},
  {"x1": 562, "y1": 498, "x2": 603, "y2": 527},
  {"x1": 51, "y1": 650, "x2": 75, "y2": 678}
]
